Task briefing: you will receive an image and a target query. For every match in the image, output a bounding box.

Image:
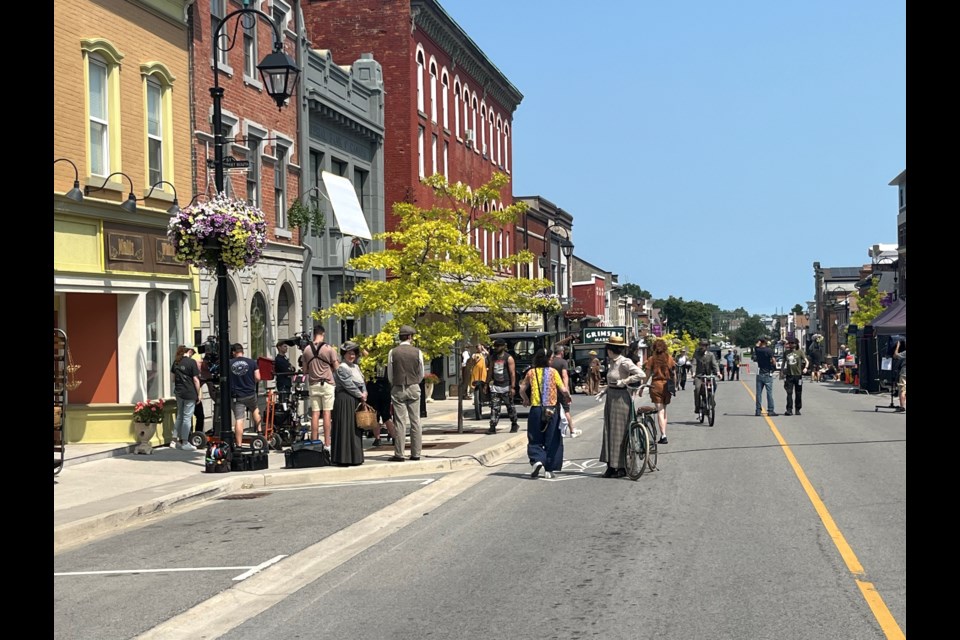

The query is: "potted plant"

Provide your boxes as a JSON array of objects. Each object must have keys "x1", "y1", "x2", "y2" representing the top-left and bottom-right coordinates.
[
  {"x1": 132, "y1": 398, "x2": 165, "y2": 455},
  {"x1": 167, "y1": 193, "x2": 267, "y2": 271},
  {"x1": 423, "y1": 373, "x2": 440, "y2": 402}
]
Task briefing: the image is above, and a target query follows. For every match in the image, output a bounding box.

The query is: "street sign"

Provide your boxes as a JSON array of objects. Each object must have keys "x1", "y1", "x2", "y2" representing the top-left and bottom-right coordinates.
[
  {"x1": 581, "y1": 326, "x2": 627, "y2": 344},
  {"x1": 222, "y1": 156, "x2": 250, "y2": 169}
]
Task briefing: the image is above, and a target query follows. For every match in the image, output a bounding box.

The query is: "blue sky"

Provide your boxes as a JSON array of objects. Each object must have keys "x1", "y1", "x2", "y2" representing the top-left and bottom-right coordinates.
[{"x1": 441, "y1": 0, "x2": 906, "y2": 316}]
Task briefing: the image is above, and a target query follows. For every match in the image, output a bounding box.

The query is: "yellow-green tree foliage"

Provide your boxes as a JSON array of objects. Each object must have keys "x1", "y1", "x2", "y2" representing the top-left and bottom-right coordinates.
[
  {"x1": 847, "y1": 278, "x2": 888, "y2": 354},
  {"x1": 319, "y1": 172, "x2": 551, "y2": 375},
  {"x1": 657, "y1": 330, "x2": 698, "y2": 358}
]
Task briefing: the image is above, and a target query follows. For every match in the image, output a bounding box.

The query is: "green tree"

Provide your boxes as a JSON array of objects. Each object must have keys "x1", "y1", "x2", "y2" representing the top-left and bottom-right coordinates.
[
  {"x1": 321, "y1": 172, "x2": 549, "y2": 432},
  {"x1": 791, "y1": 304, "x2": 804, "y2": 314},
  {"x1": 847, "y1": 278, "x2": 888, "y2": 353},
  {"x1": 620, "y1": 282, "x2": 651, "y2": 300},
  {"x1": 732, "y1": 315, "x2": 768, "y2": 348}
]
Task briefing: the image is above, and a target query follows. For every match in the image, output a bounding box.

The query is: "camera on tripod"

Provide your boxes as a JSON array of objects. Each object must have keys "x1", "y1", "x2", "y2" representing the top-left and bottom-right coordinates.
[
  {"x1": 196, "y1": 335, "x2": 221, "y2": 377},
  {"x1": 278, "y1": 331, "x2": 312, "y2": 350}
]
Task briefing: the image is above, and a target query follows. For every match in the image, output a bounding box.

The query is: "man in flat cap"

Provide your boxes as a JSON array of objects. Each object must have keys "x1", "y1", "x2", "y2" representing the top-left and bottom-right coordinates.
[{"x1": 387, "y1": 324, "x2": 424, "y2": 461}]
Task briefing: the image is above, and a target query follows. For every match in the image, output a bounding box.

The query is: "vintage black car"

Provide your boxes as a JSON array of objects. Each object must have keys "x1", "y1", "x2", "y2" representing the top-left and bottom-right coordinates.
[{"x1": 487, "y1": 331, "x2": 555, "y2": 400}]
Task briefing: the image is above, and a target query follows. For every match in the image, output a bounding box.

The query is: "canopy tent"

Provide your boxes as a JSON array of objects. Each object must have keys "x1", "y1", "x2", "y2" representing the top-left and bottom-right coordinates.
[{"x1": 869, "y1": 299, "x2": 906, "y2": 335}]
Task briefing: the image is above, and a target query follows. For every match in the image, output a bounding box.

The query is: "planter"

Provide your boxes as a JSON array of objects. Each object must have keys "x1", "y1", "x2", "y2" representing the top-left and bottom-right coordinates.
[
  {"x1": 424, "y1": 382, "x2": 435, "y2": 402},
  {"x1": 134, "y1": 421, "x2": 158, "y2": 455}
]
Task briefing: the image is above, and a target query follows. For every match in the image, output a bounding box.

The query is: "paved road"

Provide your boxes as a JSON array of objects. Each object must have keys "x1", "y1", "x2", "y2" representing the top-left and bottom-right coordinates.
[{"x1": 53, "y1": 377, "x2": 906, "y2": 639}]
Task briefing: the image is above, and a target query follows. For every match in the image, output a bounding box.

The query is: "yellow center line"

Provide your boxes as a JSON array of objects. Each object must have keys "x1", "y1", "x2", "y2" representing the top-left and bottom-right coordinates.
[{"x1": 741, "y1": 380, "x2": 905, "y2": 640}]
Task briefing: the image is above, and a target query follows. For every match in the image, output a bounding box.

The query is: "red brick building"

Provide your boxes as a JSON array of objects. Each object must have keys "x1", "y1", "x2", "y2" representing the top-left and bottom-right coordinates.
[
  {"x1": 190, "y1": 1, "x2": 304, "y2": 357},
  {"x1": 302, "y1": 0, "x2": 524, "y2": 263}
]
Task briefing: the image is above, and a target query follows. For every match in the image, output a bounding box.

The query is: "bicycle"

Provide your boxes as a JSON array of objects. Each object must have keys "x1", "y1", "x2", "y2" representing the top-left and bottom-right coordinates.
[
  {"x1": 696, "y1": 374, "x2": 717, "y2": 427},
  {"x1": 624, "y1": 383, "x2": 660, "y2": 480}
]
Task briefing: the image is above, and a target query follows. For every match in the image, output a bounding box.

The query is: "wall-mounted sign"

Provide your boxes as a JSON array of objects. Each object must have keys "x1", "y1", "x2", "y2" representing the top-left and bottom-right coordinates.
[
  {"x1": 108, "y1": 233, "x2": 144, "y2": 262},
  {"x1": 156, "y1": 238, "x2": 180, "y2": 265}
]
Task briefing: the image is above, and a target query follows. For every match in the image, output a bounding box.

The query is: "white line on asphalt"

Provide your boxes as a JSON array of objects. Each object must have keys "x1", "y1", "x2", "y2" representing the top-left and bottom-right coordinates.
[
  {"x1": 232, "y1": 555, "x2": 287, "y2": 581},
  {"x1": 56, "y1": 566, "x2": 255, "y2": 577},
  {"x1": 264, "y1": 477, "x2": 438, "y2": 491}
]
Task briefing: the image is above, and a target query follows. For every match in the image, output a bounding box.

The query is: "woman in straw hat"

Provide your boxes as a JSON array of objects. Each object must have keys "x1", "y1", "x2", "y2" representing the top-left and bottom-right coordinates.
[
  {"x1": 597, "y1": 336, "x2": 644, "y2": 478},
  {"x1": 331, "y1": 341, "x2": 368, "y2": 466}
]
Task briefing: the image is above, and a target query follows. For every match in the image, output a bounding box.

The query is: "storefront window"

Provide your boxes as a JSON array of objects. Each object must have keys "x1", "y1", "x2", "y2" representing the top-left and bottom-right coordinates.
[
  {"x1": 251, "y1": 292, "x2": 267, "y2": 359},
  {"x1": 168, "y1": 292, "x2": 185, "y2": 382},
  {"x1": 146, "y1": 291, "x2": 162, "y2": 398}
]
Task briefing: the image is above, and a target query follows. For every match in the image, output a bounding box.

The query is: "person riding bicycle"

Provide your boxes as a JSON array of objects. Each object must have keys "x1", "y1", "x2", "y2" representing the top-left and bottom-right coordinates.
[{"x1": 693, "y1": 339, "x2": 720, "y2": 416}]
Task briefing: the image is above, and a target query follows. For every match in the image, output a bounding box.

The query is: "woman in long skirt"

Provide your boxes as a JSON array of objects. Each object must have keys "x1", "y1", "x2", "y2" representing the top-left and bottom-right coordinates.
[
  {"x1": 331, "y1": 341, "x2": 367, "y2": 466},
  {"x1": 598, "y1": 336, "x2": 644, "y2": 478},
  {"x1": 519, "y1": 348, "x2": 571, "y2": 479}
]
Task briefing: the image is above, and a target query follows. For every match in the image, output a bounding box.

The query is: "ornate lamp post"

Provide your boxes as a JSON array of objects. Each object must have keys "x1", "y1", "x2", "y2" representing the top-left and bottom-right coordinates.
[
  {"x1": 537, "y1": 222, "x2": 574, "y2": 334},
  {"x1": 210, "y1": 7, "x2": 299, "y2": 444}
]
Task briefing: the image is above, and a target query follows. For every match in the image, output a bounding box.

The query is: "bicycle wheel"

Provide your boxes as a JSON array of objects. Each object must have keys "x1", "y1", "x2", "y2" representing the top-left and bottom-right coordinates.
[
  {"x1": 643, "y1": 415, "x2": 659, "y2": 471},
  {"x1": 625, "y1": 421, "x2": 648, "y2": 480},
  {"x1": 708, "y1": 391, "x2": 716, "y2": 427},
  {"x1": 698, "y1": 390, "x2": 706, "y2": 423}
]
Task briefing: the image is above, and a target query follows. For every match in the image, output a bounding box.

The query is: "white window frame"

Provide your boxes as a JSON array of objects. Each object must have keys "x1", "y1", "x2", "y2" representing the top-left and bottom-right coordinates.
[
  {"x1": 418, "y1": 126, "x2": 425, "y2": 178},
  {"x1": 88, "y1": 56, "x2": 110, "y2": 177},
  {"x1": 429, "y1": 58, "x2": 438, "y2": 122},
  {"x1": 431, "y1": 133, "x2": 438, "y2": 176},
  {"x1": 441, "y1": 69, "x2": 450, "y2": 129},
  {"x1": 443, "y1": 140, "x2": 449, "y2": 179},
  {"x1": 416, "y1": 47, "x2": 425, "y2": 113}
]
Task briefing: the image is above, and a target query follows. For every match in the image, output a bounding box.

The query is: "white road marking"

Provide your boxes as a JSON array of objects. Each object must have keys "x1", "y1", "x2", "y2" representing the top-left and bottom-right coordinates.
[
  {"x1": 56, "y1": 566, "x2": 254, "y2": 577},
  {"x1": 266, "y1": 477, "x2": 437, "y2": 491},
  {"x1": 232, "y1": 555, "x2": 287, "y2": 581}
]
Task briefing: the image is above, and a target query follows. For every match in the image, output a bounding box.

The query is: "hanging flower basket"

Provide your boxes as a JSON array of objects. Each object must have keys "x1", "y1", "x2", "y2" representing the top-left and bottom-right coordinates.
[{"x1": 167, "y1": 193, "x2": 267, "y2": 271}]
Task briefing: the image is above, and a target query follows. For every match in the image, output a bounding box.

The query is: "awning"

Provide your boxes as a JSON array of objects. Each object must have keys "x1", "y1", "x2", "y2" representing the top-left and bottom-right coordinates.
[{"x1": 869, "y1": 299, "x2": 906, "y2": 335}]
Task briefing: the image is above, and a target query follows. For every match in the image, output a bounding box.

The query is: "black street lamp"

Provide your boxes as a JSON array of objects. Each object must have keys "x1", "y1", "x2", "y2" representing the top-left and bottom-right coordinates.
[
  {"x1": 142, "y1": 180, "x2": 182, "y2": 215},
  {"x1": 537, "y1": 221, "x2": 574, "y2": 333},
  {"x1": 210, "y1": 7, "x2": 300, "y2": 444},
  {"x1": 85, "y1": 171, "x2": 139, "y2": 213},
  {"x1": 53, "y1": 158, "x2": 85, "y2": 202}
]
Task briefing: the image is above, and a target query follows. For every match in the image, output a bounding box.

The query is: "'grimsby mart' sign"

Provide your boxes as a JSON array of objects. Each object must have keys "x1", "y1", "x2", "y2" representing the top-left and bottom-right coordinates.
[{"x1": 581, "y1": 326, "x2": 627, "y2": 344}]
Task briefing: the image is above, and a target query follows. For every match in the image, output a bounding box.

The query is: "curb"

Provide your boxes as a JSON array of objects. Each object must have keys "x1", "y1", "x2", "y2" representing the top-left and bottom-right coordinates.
[{"x1": 54, "y1": 433, "x2": 528, "y2": 554}]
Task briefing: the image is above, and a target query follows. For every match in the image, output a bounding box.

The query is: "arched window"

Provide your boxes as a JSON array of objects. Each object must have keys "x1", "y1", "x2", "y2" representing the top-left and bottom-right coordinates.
[
  {"x1": 440, "y1": 69, "x2": 449, "y2": 129},
  {"x1": 480, "y1": 104, "x2": 487, "y2": 154},
  {"x1": 503, "y1": 123, "x2": 510, "y2": 173},
  {"x1": 277, "y1": 286, "x2": 291, "y2": 338},
  {"x1": 496, "y1": 116, "x2": 503, "y2": 168},
  {"x1": 453, "y1": 78, "x2": 461, "y2": 136},
  {"x1": 471, "y1": 94, "x2": 479, "y2": 153},
  {"x1": 251, "y1": 292, "x2": 268, "y2": 359},
  {"x1": 463, "y1": 86, "x2": 471, "y2": 141},
  {"x1": 429, "y1": 59, "x2": 438, "y2": 122},
  {"x1": 488, "y1": 110, "x2": 495, "y2": 164},
  {"x1": 415, "y1": 48, "x2": 425, "y2": 113}
]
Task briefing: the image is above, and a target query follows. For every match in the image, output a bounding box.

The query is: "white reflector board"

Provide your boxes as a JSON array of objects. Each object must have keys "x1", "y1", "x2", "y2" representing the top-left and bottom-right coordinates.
[{"x1": 321, "y1": 171, "x2": 372, "y2": 240}]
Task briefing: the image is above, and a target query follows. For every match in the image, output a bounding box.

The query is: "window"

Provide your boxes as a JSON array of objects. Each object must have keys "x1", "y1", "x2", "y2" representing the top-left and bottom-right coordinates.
[
  {"x1": 496, "y1": 117, "x2": 503, "y2": 167},
  {"x1": 443, "y1": 141, "x2": 449, "y2": 179},
  {"x1": 146, "y1": 291, "x2": 162, "y2": 399},
  {"x1": 168, "y1": 292, "x2": 186, "y2": 384},
  {"x1": 453, "y1": 80, "x2": 461, "y2": 137},
  {"x1": 247, "y1": 133, "x2": 262, "y2": 207},
  {"x1": 273, "y1": 2, "x2": 288, "y2": 34},
  {"x1": 480, "y1": 104, "x2": 486, "y2": 154},
  {"x1": 431, "y1": 134, "x2": 438, "y2": 176},
  {"x1": 416, "y1": 49, "x2": 425, "y2": 113},
  {"x1": 429, "y1": 60, "x2": 437, "y2": 122},
  {"x1": 471, "y1": 96, "x2": 479, "y2": 153},
  {"x1": 331, "y1": 157, "x2": 347, "y2": 177},
  {"x1": 88, "y1": 55, "x2": 110, "y2": 176},
  {"x1": 488, "y1": 111, "x2": 495, "y2": 162},
  {"x1": 441, "y1": 70, "x2": 449, "y2": 129},
  {"x1": 251, "y1": 292, "x2": 267, "y2": 359},
  {"x1": 275, "y1": 144, "x2": 288, "y2": 228},
  {"x1": 146, "y1": 78, "x2": 163, "y2": 185},
  {"x1": 418, "y1": 126, "x2": 425, "y2": 178},
  {"x1": 211, "y1": 0, "x2": 229, "y2": 68},
  {"x1": 354, "y1": 169, "x2": 368, "y2": 213},
  {"x1": 462, "y1": 87, "x2": 470, "y2": 140},
  {"x1": 243, "y1": 14, "x2": 257, "y2": 81},
  {"x1": 309, "y1": 150, "x2": 324, "y2": 236},
  {"x1": 277, "y1": 286, "x2": 291, "y2": 336}
]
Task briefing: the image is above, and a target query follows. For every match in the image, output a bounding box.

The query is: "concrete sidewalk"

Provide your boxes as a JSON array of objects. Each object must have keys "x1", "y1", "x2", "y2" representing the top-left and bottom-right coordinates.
[{"x1": 54, "y1": 396, "x2": 527, "y2": 553}]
